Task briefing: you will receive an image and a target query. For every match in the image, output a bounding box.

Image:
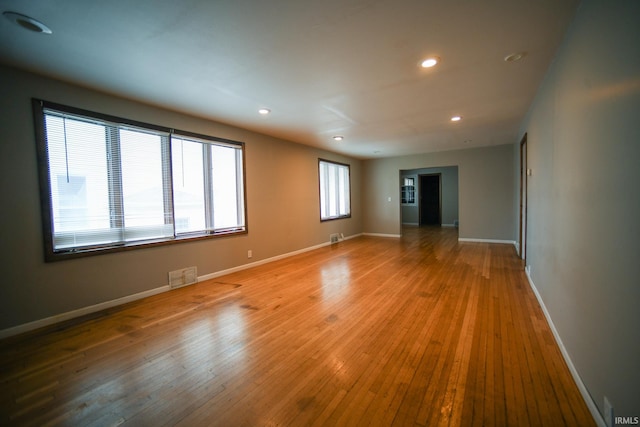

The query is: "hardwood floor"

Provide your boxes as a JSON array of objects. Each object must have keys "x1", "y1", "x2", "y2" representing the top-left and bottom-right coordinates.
[{"x1": 0, "y1": 227, "x2": 595, "y2": 426}]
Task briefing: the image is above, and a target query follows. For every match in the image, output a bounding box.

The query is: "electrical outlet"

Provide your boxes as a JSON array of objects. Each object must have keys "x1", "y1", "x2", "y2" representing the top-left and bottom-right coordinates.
[
  {"x1": 247, "y1": 250, "x2": 252, "y2": 259},
  {"x1": 604, "y1": 396, "x2": 614, "y2": 427}
]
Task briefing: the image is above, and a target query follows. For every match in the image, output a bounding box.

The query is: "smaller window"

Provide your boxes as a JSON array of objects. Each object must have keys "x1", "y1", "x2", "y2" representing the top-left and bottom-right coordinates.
[
  {"x1": 402, "y1": 177, "x2": 415, "y2": 204},
  {"x1": 319, "y1": 159, "x2": 351, "y2": 221}
]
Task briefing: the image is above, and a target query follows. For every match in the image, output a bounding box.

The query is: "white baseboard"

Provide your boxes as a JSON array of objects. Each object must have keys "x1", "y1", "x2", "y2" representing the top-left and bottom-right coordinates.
[
  {"x1": 401, "y1": 224, "x2": 456, "y2": 228},
  {"x1": 0, "y1": 233, "x2": 365, "y2": 340},
  {"x1": 458, "y1": 237, "x2": 516, "y2": 246},
  {"x1": 0, "y1": 285, "x2": 170, "y2": 340},
  {"x1": 199, "y1": 233, "x2": 363, "y2": 282},
  {"x1": 362, "y1": 233, "x2": 402, "y2": 238},
  {"x1": 524, "y1": 269, "x2": 605, "y2": 427}
]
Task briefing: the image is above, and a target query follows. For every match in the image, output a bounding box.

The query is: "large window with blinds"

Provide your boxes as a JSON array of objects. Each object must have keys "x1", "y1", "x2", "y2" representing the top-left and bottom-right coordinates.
[
  {"x1": 318, "y1": 159, "x2": 351, "y2": 221},
  {"x1": 33, "y1": 100, "x2": 246, "y2": 261}
]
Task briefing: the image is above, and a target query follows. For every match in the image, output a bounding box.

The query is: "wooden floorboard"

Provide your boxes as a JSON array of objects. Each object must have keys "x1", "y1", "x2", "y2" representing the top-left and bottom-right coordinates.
[{"x1": 0, "y1": 226, "x2": 595, "y2": 426}]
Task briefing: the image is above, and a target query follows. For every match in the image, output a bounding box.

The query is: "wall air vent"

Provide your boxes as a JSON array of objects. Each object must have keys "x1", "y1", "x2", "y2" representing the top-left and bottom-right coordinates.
[{"x1": 168, "y1": 266, "x2": 198, "y2": 288}]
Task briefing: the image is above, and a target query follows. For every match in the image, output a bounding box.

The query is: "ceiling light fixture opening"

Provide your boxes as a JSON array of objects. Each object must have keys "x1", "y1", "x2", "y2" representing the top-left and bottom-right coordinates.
[
  {"x1": 420, "y1": 56, "x2": 439, "y2": 68},
  {"x1": 258, "y1": 108, "x2": 271, "y2": 115},
  {"x1": 504, "y1": 52, "x2": 527, "y2": 63},
  {"x1": 3, "y1": 12, "x2": 52, "y2": 34},
  {"x1": 451, "y1": 116, "x2": 462, "y2": 122},
  {"x1": 332, "y1": 135, "x2": 344, "y2": 141}
]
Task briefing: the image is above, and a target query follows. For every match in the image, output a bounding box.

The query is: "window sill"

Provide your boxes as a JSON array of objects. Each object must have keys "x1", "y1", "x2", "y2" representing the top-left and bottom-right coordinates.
[
  {"x1": 320, "y1": 215, "x2": 351, "y2": 222},
  {"x1": 45, "y1": 228, "x2": 247, "y2": 262}
]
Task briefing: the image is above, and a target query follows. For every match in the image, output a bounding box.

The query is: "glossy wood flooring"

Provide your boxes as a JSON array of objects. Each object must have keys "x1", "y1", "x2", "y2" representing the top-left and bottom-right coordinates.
[{"x1": 0, "y1": 227, "x2": 595, "y2": 426}]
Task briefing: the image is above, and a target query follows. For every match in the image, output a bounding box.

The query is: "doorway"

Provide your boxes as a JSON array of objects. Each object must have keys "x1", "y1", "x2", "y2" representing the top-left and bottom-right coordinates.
[
  {"x1": 419, "y1": 174, "x2": 441, "y2": 226},
  {"x1": 519, "y1": 133, "x2": 528, "y2": 263}
]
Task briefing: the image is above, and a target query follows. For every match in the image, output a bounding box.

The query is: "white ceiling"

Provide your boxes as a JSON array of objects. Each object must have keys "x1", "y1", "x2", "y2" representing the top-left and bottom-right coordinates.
[{"x1": 0, "y1": 0, "x2": 579, "y2": 159}]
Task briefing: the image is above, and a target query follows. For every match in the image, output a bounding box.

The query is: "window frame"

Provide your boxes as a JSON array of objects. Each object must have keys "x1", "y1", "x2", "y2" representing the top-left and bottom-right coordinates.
[
  {"x1": 33, "y1": 99, "x2": 248, "y2": 262},
  {"x1": 401, "y1": 176, "x2": 416, "y2": 205},
  {"x1": 318, "y1": 158, "x2": 352, "y2": 222}
]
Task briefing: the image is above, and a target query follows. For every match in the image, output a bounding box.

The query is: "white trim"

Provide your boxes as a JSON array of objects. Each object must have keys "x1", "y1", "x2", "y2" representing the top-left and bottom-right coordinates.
[
  {"x1": 524, "y1": 269, "x2": 605, "y2": 427},
  {"x1": 362, "y1": 233, "x2": 401, "y2": 238},
  {"x1": 402, "y1": 224, "x2": 456, "y2": 228},
  {"x1": 0, "y1": 233, "x2": 364, "y2": 339},
  {"x1": 0, "y1": 285, "x2": 170, "y2": 340},
  {"x1": 458, "y1": 238, "x2": 516, "y2": 246},
  {"x1": 198, "y1": 233, "x2": 363, "y2": 282}
]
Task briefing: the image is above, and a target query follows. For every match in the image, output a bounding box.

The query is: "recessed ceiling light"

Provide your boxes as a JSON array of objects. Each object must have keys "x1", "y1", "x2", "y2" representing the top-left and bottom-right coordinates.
[
  {"x1": 332, "y1": 135, "x2": 344, "y2": 141},
  {"x1": 420, "y1": 57, "x2": 439, "y2": 68},
  {"x1": 451, "y1": 116, "x2": 462, "y2": 122},
  {"x1": 504, "y1": 52, "x2": 527, "y2": 62},
  {"x1": 3, "y1": 11, "x2": 52, "y2": 34},
  {"x1": 258, "y1": 108, "x2": 270, "y2": 115}
]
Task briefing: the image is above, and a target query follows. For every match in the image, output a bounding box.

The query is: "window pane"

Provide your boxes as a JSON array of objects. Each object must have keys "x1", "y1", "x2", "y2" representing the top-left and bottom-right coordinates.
[
  {"x1": 172, "y1": 138, "x2": 206, "y2": 233},
  {"x1": 319, "y1": 163, "x2": 328, "y2": 218},
  {"x1": 329, "y1": 164, "x2": 338, "y2": 217},
  {"x1": 37, "y1": 101, "x2": 247, "y2": 260},
  {"x1": 120, "y1": 129, "x2": 172, "y2": 241},
  {"x1": 319, "y1": 160, "x2": 350, "y2": 220},
  {"x1": 338, "y1": 166, "x2": 350, "y2": 216},
  {"x1": 211, "y1": 145, "x2": 243, "y2": 229},
  {"x1": 45, "y1": 115, "x2": 114, "y2": 249}
]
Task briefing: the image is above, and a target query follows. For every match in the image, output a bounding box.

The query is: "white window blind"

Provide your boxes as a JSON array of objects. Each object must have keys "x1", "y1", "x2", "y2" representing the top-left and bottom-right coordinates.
[
  {"x1": 171, "y1": 137, "x2": 206, "y2": 234},
  {"x1": 36, "y1": 101, "x2": 246, "y2": 260},
  {"x1": 319, "y1": 159, "x2": 351, "y2": 221},
  {"x1": 171, "y1": 136, "x2": 245, "y2": 235},
  {"x1": 44, "y1": 111, "x2": 174, "y2": 249}
]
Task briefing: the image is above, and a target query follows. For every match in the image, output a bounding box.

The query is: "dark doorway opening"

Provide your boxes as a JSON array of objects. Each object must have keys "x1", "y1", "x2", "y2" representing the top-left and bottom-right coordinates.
[
  {"x1": 519, "y1": 133, "x2": 528, "y2": 264},
  {"x1": 419, "y1": 174, "x2": 441, "y2": 226}
]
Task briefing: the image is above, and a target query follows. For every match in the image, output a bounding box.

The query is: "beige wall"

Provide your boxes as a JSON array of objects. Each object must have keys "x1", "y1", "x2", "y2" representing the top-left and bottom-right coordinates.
[
  {"x1": 0, "y1": 62, "x2": 515, "y2": 332},
  {"x1": 516, "y1": 0, "x2": 640, "y2": 419},
  {"x1": 362, "y1": 144, "x2": 515, "y2": 240},
  {"x1": 0, "y1": 65, "x2": 362, "y2": 330},
  {"x1": 401, "y1": 166, "x2": 459, "y2": 226}
]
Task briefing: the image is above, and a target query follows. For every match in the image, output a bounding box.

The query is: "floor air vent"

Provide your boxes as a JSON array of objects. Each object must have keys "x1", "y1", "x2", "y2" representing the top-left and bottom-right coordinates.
[
  {"x1": 169, "y1": 266, "x2": 198, "y2": 288},
  {"x1": 330, "y1": 233, "x2": 345, "y2": 244}
]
